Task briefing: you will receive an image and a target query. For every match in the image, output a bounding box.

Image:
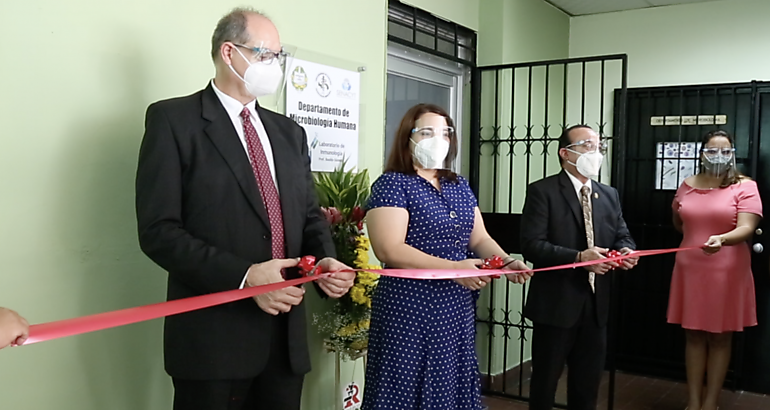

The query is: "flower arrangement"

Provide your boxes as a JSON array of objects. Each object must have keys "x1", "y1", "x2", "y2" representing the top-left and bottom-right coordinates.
[{"x1": 312, "y1": 165, "x2": 380, "y2": 361}]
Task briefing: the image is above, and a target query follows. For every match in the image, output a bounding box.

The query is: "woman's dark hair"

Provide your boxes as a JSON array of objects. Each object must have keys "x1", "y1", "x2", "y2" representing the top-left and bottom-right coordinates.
[
  {"x1": 384, "y1": 103, "x2": 458, "y2": 181},
  {"x1": 699, "y1": 130, "x2": 744, "y2": 187}
]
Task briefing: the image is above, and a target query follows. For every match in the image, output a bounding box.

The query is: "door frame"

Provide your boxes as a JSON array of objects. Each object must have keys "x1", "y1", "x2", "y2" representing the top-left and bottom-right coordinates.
[
  {"x1": 387, "y1": 42, "x2": 467, "y2": 171},
  {"x1": 613, "y1": 80, "x2": 770, "y2": 394}
]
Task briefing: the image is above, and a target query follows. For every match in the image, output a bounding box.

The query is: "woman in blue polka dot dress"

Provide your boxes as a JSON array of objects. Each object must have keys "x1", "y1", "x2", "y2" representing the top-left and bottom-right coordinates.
[{"x1": 362, "y1": 104, "x2": 531, "y2": 410}]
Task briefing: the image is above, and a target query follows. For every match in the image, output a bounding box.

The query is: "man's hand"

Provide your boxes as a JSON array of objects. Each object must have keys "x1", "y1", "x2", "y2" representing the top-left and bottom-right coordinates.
[
  {"x1": 0, "y1": 308, "x2": 29, "y2": 349},
  {"x1": 504, "y1": 259, "x2": 533, "y2": 284},
  {"x1": 618, "y1": 247, "x2": 639, "y2": 270},
  {"x1": 579, "y1": 247, "x2": 618, "y2": 275},
  {"x1": 316, "y1": 257, "x2": 355, "y2": 298},
  {"x1": 246, "y1": 259, "x2": 305, "y2": 315}
]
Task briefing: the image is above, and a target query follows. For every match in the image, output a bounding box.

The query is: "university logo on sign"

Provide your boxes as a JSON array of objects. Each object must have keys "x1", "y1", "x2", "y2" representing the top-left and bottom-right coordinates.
[
  {"x1": 337, "y1": 78, "x2": 357, "y2": 100},
  {"x1": 291, "y1": 66, "x2": 308, "y2": 91},
  {"x1": 316, "y1": 73, "x2": 332, "y2": 97}
]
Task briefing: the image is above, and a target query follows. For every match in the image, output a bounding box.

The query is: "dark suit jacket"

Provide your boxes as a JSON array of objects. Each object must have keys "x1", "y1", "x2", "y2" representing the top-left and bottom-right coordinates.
[
  {"x1": 521, "y1": 170, "x2": 635, "y2": 328},
  {"x1": 135, "y1": 83, "x2": 335, "y2": 380}
]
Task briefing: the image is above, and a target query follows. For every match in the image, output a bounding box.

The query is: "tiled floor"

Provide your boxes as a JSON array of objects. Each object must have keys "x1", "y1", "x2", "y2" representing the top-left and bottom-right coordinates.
[{"x1": 482, "y1": 371, "x2": 770, "y2": 410}]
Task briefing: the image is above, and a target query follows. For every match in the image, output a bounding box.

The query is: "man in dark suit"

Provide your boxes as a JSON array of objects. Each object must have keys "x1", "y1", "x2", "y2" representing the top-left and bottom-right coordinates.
[
  {"x1": 520, "y1": 125, "x2": 639, "y2": 410},
  {"x1": 135, "y1": 8, "x2": 355, "y2": 410}
]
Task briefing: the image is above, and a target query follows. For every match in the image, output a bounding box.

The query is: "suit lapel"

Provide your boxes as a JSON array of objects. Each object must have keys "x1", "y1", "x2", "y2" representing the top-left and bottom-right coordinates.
[
  {"x1": 558, "y1": 170, "x2": 584, "y2": 227},
  {"x1": 201, "y1": 84, "x2": 270, "y2": 230},
  {"x1": 590, "y1": 183, "x2": 612, "y2": 245},
  {"x1": 259, "y1": 105, "x2": 300, "y2": 248}
]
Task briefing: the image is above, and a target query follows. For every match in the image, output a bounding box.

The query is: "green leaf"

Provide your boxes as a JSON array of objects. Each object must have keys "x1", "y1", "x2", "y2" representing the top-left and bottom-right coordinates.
[{"x1": 312, "y1": 160, "x2": 374, "y2": 212}]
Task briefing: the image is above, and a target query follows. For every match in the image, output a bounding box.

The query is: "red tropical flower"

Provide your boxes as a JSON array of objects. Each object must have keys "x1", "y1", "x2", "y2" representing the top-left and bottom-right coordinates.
[
  {"x1": 351, "y1": 206, "x2": 366, "y2": 222},
  {"x1": 322, "y1": 207, "x2": 343, "y2": 224},
  {"x1": 321, "y1": 207, "x2": 343, "y2": 225}
]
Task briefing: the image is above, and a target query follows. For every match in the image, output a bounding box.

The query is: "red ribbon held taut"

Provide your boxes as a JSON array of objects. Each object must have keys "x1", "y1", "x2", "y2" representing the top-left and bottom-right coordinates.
[{"x1": 22, "y1": 246, "x2": 699, "y2": 346}]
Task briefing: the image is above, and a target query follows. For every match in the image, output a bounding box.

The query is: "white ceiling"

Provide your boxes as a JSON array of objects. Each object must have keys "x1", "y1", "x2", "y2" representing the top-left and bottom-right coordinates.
[{"x1": 544, "y1": 0, "x2": 734, "y2": 16}]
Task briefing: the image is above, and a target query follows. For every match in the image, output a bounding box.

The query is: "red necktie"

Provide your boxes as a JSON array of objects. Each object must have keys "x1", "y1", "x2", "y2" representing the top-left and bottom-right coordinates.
[{"x1": 240, "y1": 108, "x2": 285, "y2": 260}]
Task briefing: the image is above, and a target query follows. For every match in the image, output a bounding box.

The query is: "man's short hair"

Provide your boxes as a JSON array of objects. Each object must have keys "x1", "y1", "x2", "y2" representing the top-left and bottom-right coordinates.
[{"x1": 210, "y1": 7, "x2": 267, "y2": 61}]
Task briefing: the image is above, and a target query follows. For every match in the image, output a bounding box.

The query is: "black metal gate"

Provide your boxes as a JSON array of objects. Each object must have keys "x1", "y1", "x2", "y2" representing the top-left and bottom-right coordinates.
[
  {"x1": 613, "y1": 81, "x2": 770, "y2": 395},
  {"x1": 470, "y1": 54, "x2": 628, "y2": 408}
]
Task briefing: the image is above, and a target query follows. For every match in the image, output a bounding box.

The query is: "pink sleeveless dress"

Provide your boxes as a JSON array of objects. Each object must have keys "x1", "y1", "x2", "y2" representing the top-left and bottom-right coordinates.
[{"x1": 667, "y1": 180, "x2": 763, "y2": 333}]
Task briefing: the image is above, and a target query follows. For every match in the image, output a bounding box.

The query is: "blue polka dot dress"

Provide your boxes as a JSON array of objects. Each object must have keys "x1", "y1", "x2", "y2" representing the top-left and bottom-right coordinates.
[{"x1": 362, "y1": 171, "x2": 482, "y2": 410}]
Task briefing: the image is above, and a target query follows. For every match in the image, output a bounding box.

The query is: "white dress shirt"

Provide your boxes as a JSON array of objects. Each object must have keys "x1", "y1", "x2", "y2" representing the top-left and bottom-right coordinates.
[
  {"x1": 566, "y1": 169, "x2": 592, "y2": 200},
  {"x1": 211, "y1": 80, "x2": 278, "y2": 189},
  {"x1": 211, "y1": 80, "x2": 280, "y2": 288}
]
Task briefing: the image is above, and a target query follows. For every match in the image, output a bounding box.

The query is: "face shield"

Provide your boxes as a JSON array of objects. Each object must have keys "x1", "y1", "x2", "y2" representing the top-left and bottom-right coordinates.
[
  {"x1": 229, "y1": 41, "x2": 297, "y2": 110},
  {"x1": 565, "y1": 139, "x2": 607, "y2": 178},
  {"x1": 701, "y1": 147, "x2": 735, "y2": 176}
]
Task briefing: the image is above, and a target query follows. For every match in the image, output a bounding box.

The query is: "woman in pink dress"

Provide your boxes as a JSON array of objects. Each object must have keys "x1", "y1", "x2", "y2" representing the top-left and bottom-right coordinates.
[{"x1": 668, "y1": 130, "x2": 763, "y2": 410}]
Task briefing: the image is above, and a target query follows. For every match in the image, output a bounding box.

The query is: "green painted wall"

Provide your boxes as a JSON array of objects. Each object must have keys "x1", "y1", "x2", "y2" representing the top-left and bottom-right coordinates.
[
  {"x1": 570, "y1": 0, "x2": 770, "y2": 88},
  {"x1": 480, "y1": 0, "x2": 569, "y2": 66}
]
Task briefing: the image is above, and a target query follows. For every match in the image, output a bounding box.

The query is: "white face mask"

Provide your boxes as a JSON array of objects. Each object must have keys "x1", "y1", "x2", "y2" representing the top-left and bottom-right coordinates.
[
  {"x1": 568, "y1": 150, "x2": 604, "y2": 178},
  {"x1": 228, "y1": 47, "x2": 284, "y2": 98},
  {"x1": 411, "y1": 136, "x2": 450, "y2": 169}
]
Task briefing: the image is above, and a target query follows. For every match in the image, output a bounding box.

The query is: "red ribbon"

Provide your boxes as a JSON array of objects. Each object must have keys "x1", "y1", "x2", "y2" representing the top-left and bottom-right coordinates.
[
  {"x1": 22, "y1": 246, "x2": 699, "y2": 346},
  {"x1": 23, "y1": 275, "x2": 324, "y2": 345},
  {"x1": 356, "y1": 247, "x2": 699, "y2": 279}
]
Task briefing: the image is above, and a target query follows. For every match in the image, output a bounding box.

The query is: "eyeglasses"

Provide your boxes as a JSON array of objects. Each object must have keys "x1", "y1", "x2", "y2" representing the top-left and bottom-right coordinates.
[
  {"x1": 702, "y1": 147, "x2": 735, "y2": 157},
  {"x1": 233, "y1": 44, "x2": 288, "y2": 65},
  {"x1": 411, "y1": 126, "x2": 455, "y2": 139},
  {"x1": 567, "y1": 139, "x2": 608, "y2": 154}
]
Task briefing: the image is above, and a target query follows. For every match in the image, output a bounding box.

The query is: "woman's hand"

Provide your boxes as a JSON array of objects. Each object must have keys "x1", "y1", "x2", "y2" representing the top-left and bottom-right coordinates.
[
  {"x1": 452, "y1": 259, "x2": 490, "y2": 290},
  {"x1": 703, "y1": 235, "x2": 726, "y2": 255}
]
